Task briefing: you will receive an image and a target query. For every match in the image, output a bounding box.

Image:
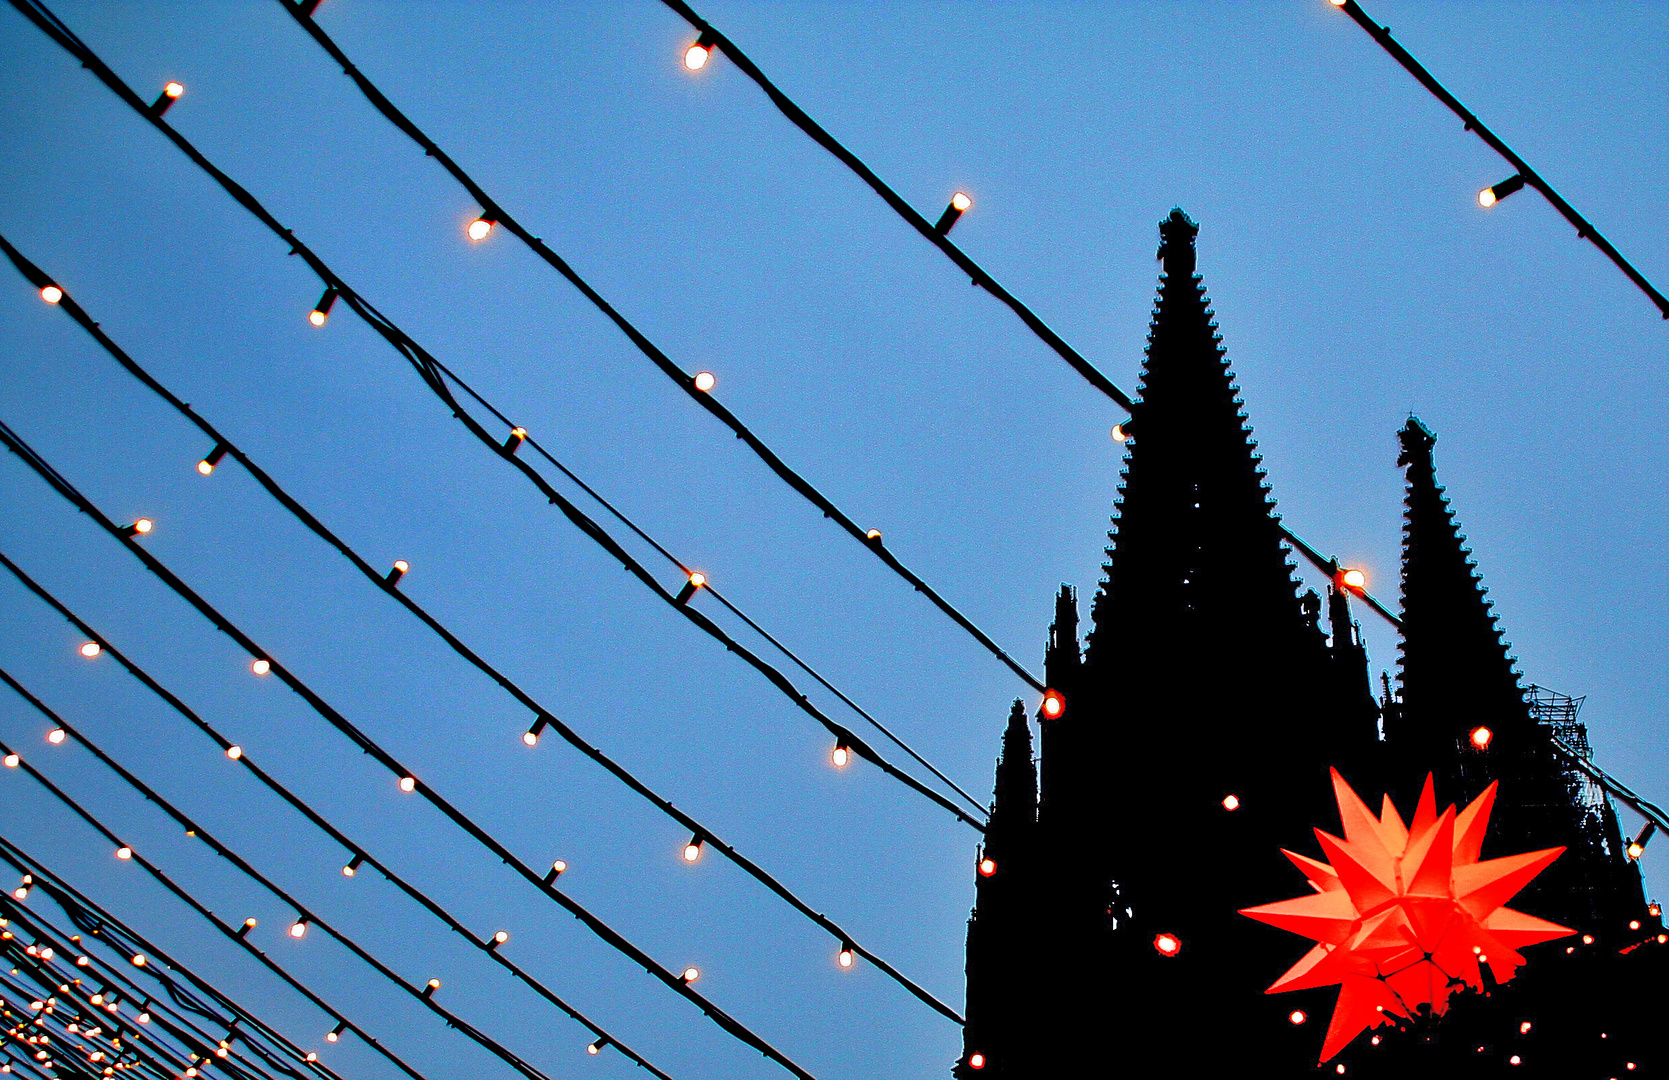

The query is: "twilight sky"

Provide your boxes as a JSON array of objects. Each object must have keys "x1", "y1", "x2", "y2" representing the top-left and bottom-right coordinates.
[{"x1": 1, "y1": 2, "x2": 1665, "y2": 1078}]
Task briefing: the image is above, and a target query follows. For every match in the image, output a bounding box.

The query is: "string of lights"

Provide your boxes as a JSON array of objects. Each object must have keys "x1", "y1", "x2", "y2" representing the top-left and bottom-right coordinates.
[
  {"x1": 0, "y1": 836, "x2": 358, "y2": 1080},
  {"x1": 0, "y1": 926, "x2": 285, "y2": 1080},
  {"x1": 0, "y1": 660, "x2": 681, "y2": 1078},
  {"x1": 274, "y1": 0, "x2": 1047, "y2": 696},
  {"x1": 0, "y1": 4, "x2": 986, "y2": 830},
  {"x1": 0, "y1": 61, "x2": 974, "y2": 837},
  {"x1": 0, "y1": 721, "x2": 568, "y2": 1080},
  {"x1": 0, "y1": 421, "x2": 820, "y2": 1080},
  {"x1": 0, "y1": 537, "x2": 961, "y2": 1031},
  {"x1": 1328, "y1": 0, "x2": 1668, "y2": 321},
  {"x1": 0, "y1": 220, "x2": 983, "y2": 838},
  {"x1": 653, "y1": 0, "x2": 1418, "y2": 627},
  {"x1": 0, "y1": 236, "x2": 973, "y2": 1021},
  {"x1": 0, "y1": 775, "x2": 435, "y2": 1080}
]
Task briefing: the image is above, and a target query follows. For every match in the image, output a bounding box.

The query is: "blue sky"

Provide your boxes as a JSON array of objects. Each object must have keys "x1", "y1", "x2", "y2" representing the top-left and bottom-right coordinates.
[{"x1": 1, "y1": 2, "x2": 1665, "y2": 1078}]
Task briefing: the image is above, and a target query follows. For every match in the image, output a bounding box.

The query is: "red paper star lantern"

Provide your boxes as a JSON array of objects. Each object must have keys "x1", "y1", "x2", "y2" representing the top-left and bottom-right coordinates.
[{"x1": 1240, "y1": 769, "x2": 1572, "y2": 1062}]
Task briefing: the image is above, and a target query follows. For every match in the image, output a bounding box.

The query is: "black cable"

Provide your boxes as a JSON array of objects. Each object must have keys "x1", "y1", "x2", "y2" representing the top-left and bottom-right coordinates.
[
  {"x1": 654, "y1": 0, "x2": 1410, "y2": 627},
  {"x1": 0, "y1": 609, "x2": 680, "y2": 1079},
  {"x1": 0, "y1": 543, "x2": 962, "y2": 1031},
  {"x1": 275, "y1": 0, "x2": 1046, "y2": 694},
  {"x1": 0, "y1": 810, "x2": 433, "y2": 1080},
  {"x1": 0, "y1": 233, "x2": 981, "y2": 1002},
  {"x1": 0, "y1": 6, "x2": 985, "y2": 830},
  {"x1": 0, "y1": 839, "x2": 347, "y2": 1080},
  {"x1": 0, "y1": 419, "x2": 819, "y2": 1080},
  {"x1": 1333, "y1": 0, "x2": 1668, "y2": 320},
  {"x1": 0, "y1": 677, "x2": 604, "y2": 1080}
]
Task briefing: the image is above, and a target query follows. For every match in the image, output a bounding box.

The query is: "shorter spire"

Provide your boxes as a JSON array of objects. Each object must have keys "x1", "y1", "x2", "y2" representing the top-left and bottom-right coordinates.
[{"x1": 1157, "y1": 208, "x2": 1198, "y2": 279}]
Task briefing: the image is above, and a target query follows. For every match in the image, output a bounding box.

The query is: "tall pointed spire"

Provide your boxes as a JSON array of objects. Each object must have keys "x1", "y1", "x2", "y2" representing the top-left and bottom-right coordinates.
[{"x1": 1393, "y1": 416, "x2": 1641, "y2": 926}]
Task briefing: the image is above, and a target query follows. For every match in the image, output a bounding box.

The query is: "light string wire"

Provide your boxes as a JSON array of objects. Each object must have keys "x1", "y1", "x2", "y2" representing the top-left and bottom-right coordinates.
[
  {"x1": 273, "y1": 0, "x2": 1045, "y2": 695},
  {"x1": 1333, "y1": 0, "x2": 1668, "y2": 320},
  {"x1": 0, "y1": 582, "x2": 681, "y2": 1075},
  {"x1": 0, "y1": 0, "x2": 985, "y2": 833},
  {"x1": 0, "y1": 418, "x2": 820, "y2": 1080},
  {"x1": 0, "y1": 775, "x2": 435, "y2": 1080},
  {"x1": 0, "y1": 837, "x2": 356, "y2": 1080},
  {"x1": 0, "y1": 237, "x2": 967, "y2": 1022},
  {"x1": 0, "y1": 946, "x2": 190, "y2": 1080},
  {"x1": 0, "y1": 926, "x2": 283, "y2": 1080},
  {"x1": 2, "y1": 926, "x2": 311, "y2": 1080},
  {"x1": 0, "y1": 706, "x2": 562, "y2": 1080},
  {"x1": 652, "y1": 0, "x2": 1409, "y2": 626},
  {"x1": 0, "y1": 662, "x2": 678, "y2": 1079}
]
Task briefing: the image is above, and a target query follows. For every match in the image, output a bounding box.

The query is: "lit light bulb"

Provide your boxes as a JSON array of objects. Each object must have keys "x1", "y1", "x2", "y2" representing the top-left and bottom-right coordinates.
[
  {"x1": 683, "y1": 43, "x2": 711, "y2": 71},
  {"x1": 1152, "y1": 932, "x2": 1181, "y2": 957},
  {"x1": 493, "y1": 930, "x2": 509, "y2": 945},
  {"x1": 522, "y1": 730, "x2": 540, "y2": 747},
  {"x1": 681, "y1": 966, "x2": 699, "y2": 983},
  {"x1": 1289, "y1": 1009, "x2": 1307, "y2": 1025},
  {"x1": 467, "y1": 217, "x2": 496, "y2": 241},
  {"x1": 865, "y1": 528, "x2": 882, "y2": 541},
  {"x1": 226, "y1": 745, "x2": 242, "y2": 760},
  {"x1": 1478, "y1": 187, "x2": 1497, "y2": 208},
  {"x1": 978, "y1": 857, "x2": 996, "y2": 877},
  {"x1": 688, "y1": 571, "x2": 707, "y2": 588},
  {"x1": 1628, "y1": 840, "x2": 1644, "y2": 859},
  {"x1": 398, "y1": 776, "x2": 416, "y2": 793},
  {"x1": 3, "y1": 754, "x2": 18, "y2": 769},
  {"x1": 424, "y1": 978, "x2": 441, "y2": 995},
  {"x1": 130, "y1": 954, "x2": 146, "y2": 967},
  {"x1": 1341, "y1": 568, "x2": 1367, "y2": 590},
  {"x1": 1519, "y1": 1021, "x2": 1532, "y2": 1034},
  {"x1": 164, "y1": 82, "x2": 184, "y2": 99},
  {"x1": 1327, "y1": 0, "x2": 1347, "y2": 7},
  {"x1": 683, "y1": 836, "x2": 702, "y2": 863},
  {"x1": 40, "y1": 286, "x2": 63, "y2": 304},
  {"x1": 198, "y1": 459, "x2": 215, "y2": 475},
  {"x1": 837, "y1": 946, "x2": 854, "y2": 969},
  {"x1": 80, "y1": 642, "x2": 102, "y2": 658},
  {"x1": 551, "y1": 859, "x2": 568, "y2": 875},
  {"x1": 693, "y1": 371, "x2": 716, "y2": 392},
  {"x1": 587, "y1": 1041, "x2": 602, "y2": 1055},
  {"x1": 308, "y1": 309, "x2": 328, "y2": 327},
  {"x1": 1582, "y1": 934, "x2": 1594, "y2": 945},
  {"x1": 1221, "y1": 794, "x2": 1240, "y2": 811},
  {"x1": 325, "y1": 1032, "x2": 340, "y2": 1044},
  {"x1": 46, "y1": 729, "x2": 65, "y2": 745},
  {"x1": 1509, "y1": 1056, "x2": 1521, "y2": 1066},
  {"x1": 309, "y1": 286, "x2": 339, "y2": 327},
  {"x1": 968, "y1": 1053, "x2": 986, "y2": 1070},
  {"x1": 115, "y1": 847, "x2": 132, "y2": 861},
  {"x1": 1111, "y1": 423, "x2": 1129, "y2": 443},
  {"x1": 137, "y1": 1013, "x2": 149, "y2": 1024},
  {"x1": 951, "y1": 192, "x2": 972, "y2": 212},
  {"x1": 1631, "y1": 919, "x2": 1642, "y2": 930},
  {"x1": 831, "y1": 743, "x2": 850, "y2": 768},
  {"x1": 343, "y1": 854, "x2": 363, "y2": 877},
  {"x1": 251, "y1": 659, "x2": 271, "y2": 676},
  {"x1": 288, "y1": 919, "x2": 308, "y2": 939},
  {"x1": 1041, "y1": 689, "x2": 1066, "y2": 720},
  {"x1": 1469, "y1": 725, "x2": 1493, "y2": 749},
  {"x1": 1650, "y1": 903, "x2": 1662, "y2": 917}
]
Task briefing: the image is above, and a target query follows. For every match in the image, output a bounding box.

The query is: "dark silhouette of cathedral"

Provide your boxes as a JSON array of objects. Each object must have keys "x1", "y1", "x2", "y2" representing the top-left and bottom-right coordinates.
[{"x1": 959, "y1": 211, "x2": 1662, "y2": 1077}]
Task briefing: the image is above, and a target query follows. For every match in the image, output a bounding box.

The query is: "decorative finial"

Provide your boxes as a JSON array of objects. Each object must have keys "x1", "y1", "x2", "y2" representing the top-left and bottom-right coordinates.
[
  {"x1": 1157, "y1": 208, "x2": 1199, "y2": 278},
  {"x1": 1397, "y1": 415, "x2": 1436, "y2": 466}
]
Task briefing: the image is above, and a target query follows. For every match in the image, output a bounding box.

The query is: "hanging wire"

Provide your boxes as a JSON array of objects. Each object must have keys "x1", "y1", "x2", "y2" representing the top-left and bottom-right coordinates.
[
  {"x1": 0, "y1": 6, "x2": 985, "y2": 828},
  {"x1": 0, "y1": 227, "x2": 985, "y2": 835},
  {"x1": 0, "y1": 843, "x2": 345, "y2": 1080},
  {"x1": 274, "y1": 0, "x2": 1045, "y2": 694},
  {"x1": 1330, "y1": 0, "x2": 1668, "y2": 320},
  {"x1": 0, "y1": 722, "x2": 582, "y2": 1080},
  {"x1": 0, "y1": 662, "x2": 683, "y2": 1075},
  {"x1": 0, "y1": 419, "x2": 819, "y2": 1080}
]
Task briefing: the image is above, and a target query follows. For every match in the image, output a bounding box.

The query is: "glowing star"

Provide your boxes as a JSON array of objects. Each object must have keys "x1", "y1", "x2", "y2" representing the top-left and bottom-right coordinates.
[{"x1": 1239, "y1": 768, "x2": 1571, "y2": 1063}]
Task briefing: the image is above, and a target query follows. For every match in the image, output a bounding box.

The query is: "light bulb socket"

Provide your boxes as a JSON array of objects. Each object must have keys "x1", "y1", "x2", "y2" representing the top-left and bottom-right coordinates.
[
  {"x1": 1632, "y1": 821, "x2": 1658, "y2": 857},
  {"x1": 311, "y1": 286, "x2": 339, "y2": 323},
  {"x1": 327, "y1": 1021, "x2": 346, "y2": 1041},
  {"x1": 526, "y1": 714, "x2": 551, "y2": 744},
  {"x1": 503, "y1": 426, "x2": 527, "y2": 454},
  {"x1": 236, "y1": 920, "x2": 256, "y2": 940},
  {"x1": 385, "y1": 561, "x2": 408, "y2": 586},
  {"x1": 150, "y1": 88, "x2": 177, "y2": 117},
  {"x1": 421, "y1": 979, "x2": 440, "y2": 999},
  {"x1": 934, "y1": 200, "x2": 966, "y2": 236},
  {"x1": 298, "y1": 0, "x2": 324, "y2": 15},
  {"x1": 344, "y1": 853, "x2": 364, "y2": 877},
  {"x1": 675, "y1": 576, "x2": 705, "y2": 605},
  {"x1": 201, "y1": 443, "x2": 229, "y2": 472},
  {"x1": 544, "y1": 859, "x2": 567, "y2": 884},
  {"x1": 588, "y1": 1036, "x2": 610, "y2": 1055},
  {"x1": 1486, "y1": 173, "x2": 1527, "y2": 205}
]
